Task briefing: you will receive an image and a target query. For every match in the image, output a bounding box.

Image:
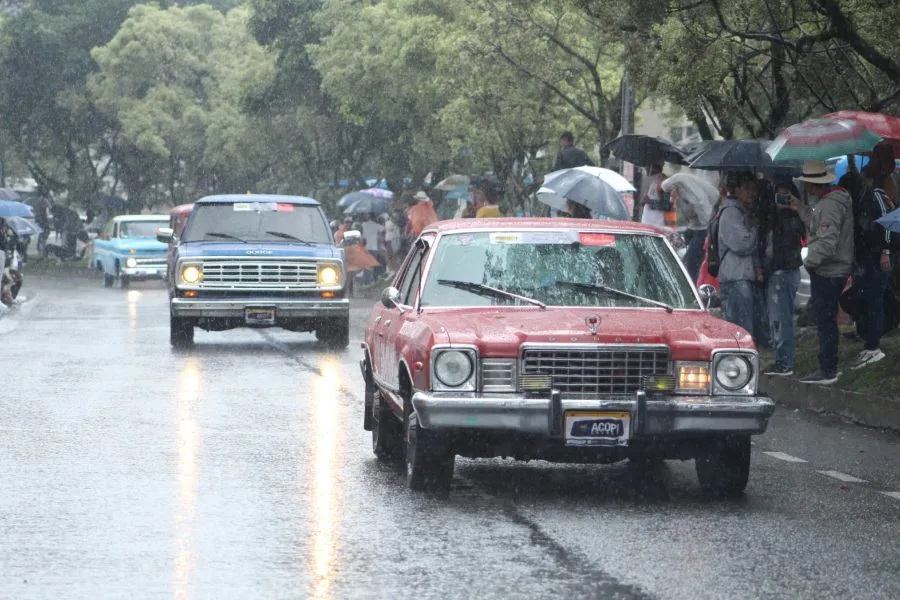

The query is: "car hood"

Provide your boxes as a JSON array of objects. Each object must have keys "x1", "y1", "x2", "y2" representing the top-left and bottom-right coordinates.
[
  {"x1": 419, "y1": 307, "x2": 751, "y2": 361},
  {"x1": 177, "y1": 241, "x2": 341, "y2": 260},
  {"x1": 114, "y1": 238, "x2": 168, "y2": 253}
]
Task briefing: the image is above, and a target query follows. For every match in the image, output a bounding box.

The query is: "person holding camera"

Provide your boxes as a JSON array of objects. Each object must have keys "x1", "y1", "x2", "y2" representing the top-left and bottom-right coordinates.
[{"x1": 762, "y1": 180, "x2": 809, "y2": 376}]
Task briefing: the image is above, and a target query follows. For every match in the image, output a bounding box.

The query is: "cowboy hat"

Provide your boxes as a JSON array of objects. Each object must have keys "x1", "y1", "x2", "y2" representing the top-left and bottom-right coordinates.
[{"x1": 796, "y1": 160, "x2": 836, "y2": 185}]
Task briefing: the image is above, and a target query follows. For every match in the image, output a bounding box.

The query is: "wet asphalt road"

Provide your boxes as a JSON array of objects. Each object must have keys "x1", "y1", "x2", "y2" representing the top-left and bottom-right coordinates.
[{"x1": 2, "y1": 275, "x2": 900, "y2": 600}]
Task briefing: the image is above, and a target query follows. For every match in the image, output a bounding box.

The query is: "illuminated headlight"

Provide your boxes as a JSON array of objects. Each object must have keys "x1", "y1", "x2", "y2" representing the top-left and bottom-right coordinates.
[
  {"x1": 318, "y1": 265, "x2": 340, "y2": 285},
  {"x1": 432, "y1": 349, "x2": 476, "y2": 391},
  {"x1": 181, "y1": 264, "x2": 202, "y2": 284},
  {"x1": 125, "y1": 257, "x2": 137, "y2": 268},
  {"x1": 675, "y1": 362, "x2": 711, "y2": 393},
  {"x1": 712, "y1": 353, "x2": 757, "y2": 395}
]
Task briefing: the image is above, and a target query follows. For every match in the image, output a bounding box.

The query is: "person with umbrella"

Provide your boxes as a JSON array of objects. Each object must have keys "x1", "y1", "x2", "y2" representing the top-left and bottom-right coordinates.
[
  {"x1": 475, "y1": 181, "x2": 503, "y2": 218},
  {"x1": 661, "y1": 171, "x2": 719, "y2": 281},
  {"x1": 554, "y1": 131, "x2": 594, "y2": 171},
  {"x1": 639, "y1": 163, "x2": 667, "y2": 227},
  {"x1": 797, "y1": 161, "x2": 854, "y2": 385},
  {"x1": 761, "y1": 179, "x2": 808, "y2": 377},
  {"x1": 862, "y1": 141, "x2": 897, "y2": 205},
  {"x1": 717, "y1": 171, "x2": 762, "y2": 336}
]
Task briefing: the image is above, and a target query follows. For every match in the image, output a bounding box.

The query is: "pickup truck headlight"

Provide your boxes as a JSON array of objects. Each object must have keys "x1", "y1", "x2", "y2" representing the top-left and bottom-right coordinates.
[
  {"x1": 712, "y1": 351, "x2": 758, "y2": 395},
  {"x1": 318, "y1": 264, "x2": 340, "y2": 285},
  {"x1": 181, "y1": 264, "x2": 202, "y2": 284},
  {"x1": 432, "y1": 349, "x2": 476, "y2": 391},
  {"x1": 125, "y1": 257, "x2": 137, "y2": 268}
]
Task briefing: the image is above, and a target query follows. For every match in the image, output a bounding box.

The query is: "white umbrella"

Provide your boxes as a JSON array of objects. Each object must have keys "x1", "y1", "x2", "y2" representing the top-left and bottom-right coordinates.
[
  {"x1": 435, "y1": 174, "x2": 470, "y2": 191},
  {"x1": 660, "y1": 172, "x2": 719, "y2": 224},
  {"x1": 543, "y1": 166, "x2": 635, "y2": 193},
  {"x1": 537, "y1": 174, "x2": 630, "y2": 221}
]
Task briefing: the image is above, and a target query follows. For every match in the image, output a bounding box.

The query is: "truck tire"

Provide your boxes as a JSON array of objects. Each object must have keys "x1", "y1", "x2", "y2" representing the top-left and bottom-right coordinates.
[
  {"x1": 695, "y1": 436, "x2": 751, "y2": 497},
  {"x1": 404, "y1": 395, "x2": 454, "y2": 492},
  {"x1": 120, "y1": 275, "x2": 130, "y2": 289},
  {"x1": 316, "y1": 318, "x2": 349, "y2": 349},
  {"x1": 103, "y1": 272, "x2": 114, "y2": 288},
  {"x1": 170, "y1": 314, "x2": 194, "y2": 349}
]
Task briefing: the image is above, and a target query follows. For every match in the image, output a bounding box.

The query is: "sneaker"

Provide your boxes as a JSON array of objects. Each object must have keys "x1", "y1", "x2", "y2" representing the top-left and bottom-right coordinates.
[
  {"x1": 799, "y1": 371, "x2": 839, "y2": 385},
  {"x1": 851, "y1": 349, "x2": 886, "y2": 370},
  {"x1": 764, "y1": 364, "x2": 794, "y2": 377}
]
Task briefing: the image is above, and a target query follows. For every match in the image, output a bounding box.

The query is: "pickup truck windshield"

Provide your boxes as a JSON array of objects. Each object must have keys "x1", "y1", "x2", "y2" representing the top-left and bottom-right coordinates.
[
  {"x1": 182, "y1": 203, "x2": 332, "y2": 245},
  {"x1": 119, "y1": 220, "x2": 169, "y2": 238},
  {"x1": 420, "y1": 230, "x2": 700, "y2": 309}
]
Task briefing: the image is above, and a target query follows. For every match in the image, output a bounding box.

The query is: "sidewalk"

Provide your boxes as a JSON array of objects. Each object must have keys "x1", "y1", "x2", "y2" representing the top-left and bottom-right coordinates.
[{"x1": 761, "y1": 326, "x2": 900, "y2": 433}]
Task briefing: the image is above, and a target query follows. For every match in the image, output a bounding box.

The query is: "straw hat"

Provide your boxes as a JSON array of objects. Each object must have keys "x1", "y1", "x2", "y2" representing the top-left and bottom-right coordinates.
[{"x1": 796, "y1": 160, "x2": 836, "y2": 185}]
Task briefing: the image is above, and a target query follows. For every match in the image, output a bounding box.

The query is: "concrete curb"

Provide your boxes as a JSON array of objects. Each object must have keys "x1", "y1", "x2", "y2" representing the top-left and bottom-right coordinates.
[{"x1": 761, "y1": 375, "x2": 900, "y2": 433}]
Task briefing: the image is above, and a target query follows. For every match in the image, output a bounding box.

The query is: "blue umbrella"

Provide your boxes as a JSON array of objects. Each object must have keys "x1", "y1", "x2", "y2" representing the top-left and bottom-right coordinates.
[
  {"x1": 0, "y1": 200, "x2": 34, "y2": 218},
  {"x1": 445, "y1": 185, "x2": 471, "y2": 202},
  {"x1": 876, "y1": 208, "x2": 900, "y2": 234},
  {"x1": 343, "y1": 195, "x2": 390, "y2": 215}
]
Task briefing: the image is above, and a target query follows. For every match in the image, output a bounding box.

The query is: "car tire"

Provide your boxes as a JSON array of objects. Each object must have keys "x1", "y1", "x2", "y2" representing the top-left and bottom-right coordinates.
[
  {"x1": 371, "y1": 391, "x2": 403, "y2": 462},
  {"x1": 404, "y1": 397, "x2": 454, "y2": 492},
  {"x1": 103, "y1": 272, "x2": 114, "y2": 288},
  {"x1": 170, "y1": 314, "x2": 194, "y2": 349},
  {"x1": 695, "y1": 436, "x2": 751, "y2": 497},
  {"x1": 316, "y1": 318, "x2": 349, "y2": 349}
]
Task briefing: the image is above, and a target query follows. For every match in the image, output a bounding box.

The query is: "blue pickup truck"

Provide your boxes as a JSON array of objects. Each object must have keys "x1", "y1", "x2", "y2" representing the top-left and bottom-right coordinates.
[
  {"x1": 92, "y1": 214, "x2": 170, "y2": 288},
  {"x1": 157, "y1": 195, "x2": 350, "y2": 349}
]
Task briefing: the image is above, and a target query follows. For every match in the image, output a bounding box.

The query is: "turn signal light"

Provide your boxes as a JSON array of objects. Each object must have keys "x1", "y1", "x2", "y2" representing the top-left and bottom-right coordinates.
[
  {"x1": 184, "y1": 290, "x2": 198, "y2": 298},
  {"x1": 678, "y1": 365, "x2": 711, "y2": 392},
  {"x1": 321, "y1": 291, "x2": 335, "y2": 298},
  {"x1": 643, "y1": 375, "x2": 676, "y2": 392}
]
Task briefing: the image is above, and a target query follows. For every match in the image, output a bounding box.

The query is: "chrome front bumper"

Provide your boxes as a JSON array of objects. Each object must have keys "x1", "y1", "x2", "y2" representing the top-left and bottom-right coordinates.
[
  {"x1": 122, "y1": 266, "x2": 166, "y2": 279},
  {"x1": 171, "y1": 297, "x2": 350, "y2": 319},
  {"x1": 411, "y1": 391, "x2": 775, "y2": 437}
]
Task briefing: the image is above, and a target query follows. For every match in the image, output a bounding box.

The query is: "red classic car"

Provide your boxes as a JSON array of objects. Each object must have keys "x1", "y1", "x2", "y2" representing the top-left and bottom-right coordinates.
[{"x1": 361, "y1": 218, "x2": 774, "y2": 494}]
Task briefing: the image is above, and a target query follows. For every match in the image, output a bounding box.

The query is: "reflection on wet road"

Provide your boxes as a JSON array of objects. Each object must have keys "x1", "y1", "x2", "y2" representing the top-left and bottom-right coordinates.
[{"x1": 1, "y1": 276, "x2": 899, "y2": 599}]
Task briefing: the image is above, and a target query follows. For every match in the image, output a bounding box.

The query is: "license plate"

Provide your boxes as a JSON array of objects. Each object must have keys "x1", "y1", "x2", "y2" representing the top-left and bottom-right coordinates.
[
  {"x1": 564, "y1": 411, "x2": 630, "y2": 447},
  {"x1": 245, "y1": 307, "x2": 275, "y2": 325}
]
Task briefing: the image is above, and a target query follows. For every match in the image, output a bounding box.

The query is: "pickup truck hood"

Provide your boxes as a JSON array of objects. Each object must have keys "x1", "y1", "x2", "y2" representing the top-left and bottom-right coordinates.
[
  {"x1": 420, "y1": 307, "x2": 750, "y2": 361},
  {"x1": 176, "y1": 241, "x2": 341, "y2": 260},
  {"x1": 113, "y1": 238, "x2": 168, "y2": 254}
]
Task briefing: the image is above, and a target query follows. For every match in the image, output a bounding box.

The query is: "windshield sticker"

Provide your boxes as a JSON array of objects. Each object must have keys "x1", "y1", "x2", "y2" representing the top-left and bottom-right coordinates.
[
  {"x1": 489, "y1": 231, "x2": 577, "y2": 245},
  {"x1": 233, "y1": 202, "x2": 251, "y2": 211},
  {"x1": 579, "y1": 233, "x2": 617, "y2": 247},
  {"x1": 233, "y1": 201, "x2": 278, "y2": 212},
  {"x1": 457, "y1": 234, "x2": 474, "y2": 246},
  {"x1": 276, "y1": 203, "x2": 295, "y2": 212}
]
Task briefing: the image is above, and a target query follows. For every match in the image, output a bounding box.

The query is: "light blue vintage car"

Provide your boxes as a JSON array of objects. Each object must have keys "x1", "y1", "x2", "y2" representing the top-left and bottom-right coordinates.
[{"x1": 92, "y1": 214, "x2": 170, "y2": 288}]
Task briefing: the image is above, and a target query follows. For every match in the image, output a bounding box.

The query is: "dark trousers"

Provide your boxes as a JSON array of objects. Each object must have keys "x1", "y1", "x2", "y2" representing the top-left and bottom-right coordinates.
[
  {"x1": 683, "y1": 229, "x2": 706, "y2": 283},
  {"x1": 858, "y1": 261, "x2": 890, "y2": 351},
  {"x1": 810, "y1": 273, "x2": 847, "y2": 376}
]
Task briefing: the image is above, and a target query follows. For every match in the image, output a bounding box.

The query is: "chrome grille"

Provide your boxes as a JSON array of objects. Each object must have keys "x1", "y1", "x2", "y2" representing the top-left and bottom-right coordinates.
[
  {"x1": 199, "y1": 260, "x2": 319, "y2": 289},
  {"x1": 134, "y1": 257, "x2": 166, "y2": 267},
  {"x1": 481, "y1": 359, "x2": 517, "y2": 392},
  {"x1": 520, "y1": 346, "x2": 669, "y2": 395}
]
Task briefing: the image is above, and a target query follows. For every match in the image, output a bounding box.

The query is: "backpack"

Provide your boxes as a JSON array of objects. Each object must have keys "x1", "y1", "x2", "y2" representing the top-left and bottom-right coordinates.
[
  {"x1": 706, "y1": 205, "x2": 733, "y2": 278},
  {"x1": 852, "y1": 185, "x2": 892, "y2": 263}
]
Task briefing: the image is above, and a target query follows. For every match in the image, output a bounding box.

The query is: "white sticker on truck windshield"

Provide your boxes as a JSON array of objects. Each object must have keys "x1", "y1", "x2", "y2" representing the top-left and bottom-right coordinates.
[
  {"x1": 233, "y1": 202, "x2": 278, "y2": 212},
  {"x1": 233, "y1": 202, "x2": 251, "y2": 211}
]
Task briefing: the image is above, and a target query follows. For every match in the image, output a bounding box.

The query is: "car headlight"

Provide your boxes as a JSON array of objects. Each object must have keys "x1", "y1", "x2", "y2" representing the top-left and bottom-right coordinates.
[
  {"x1": 432, "y1": 349, "x2": 476, "y2": 391},
  {"x1": 318, "y1": 265, "x2": 340, "y2": 285},
  {"x1": 125, "y1": 257, "x2": 137, "y2": 268},
  {"x1": 712, "y1": 352, "x2": 757, "y2": 395},
  {"x1": 181, "y1": 264, "x2": 202, "y2": 284}
]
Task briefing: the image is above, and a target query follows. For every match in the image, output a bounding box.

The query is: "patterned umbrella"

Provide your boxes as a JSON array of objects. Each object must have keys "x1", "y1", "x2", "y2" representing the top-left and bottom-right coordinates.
[
  {"x1": 359, "y1": 187, "x2": 394, "y2": 199},
  {"x1": 766, "y1": 118, "x2": 882, "y2": 162},
  {"x1": 823, "y1": 111, "x2": 900, "y2": 152}
]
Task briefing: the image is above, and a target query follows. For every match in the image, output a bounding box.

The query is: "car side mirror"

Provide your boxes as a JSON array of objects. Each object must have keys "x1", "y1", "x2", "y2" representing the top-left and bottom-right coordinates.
[
  {"x1": 156, "y1": 227, "x2": 174, "y2": 244},
  {"x1": 381, "y1": 286, "x2": 402, "y2": 309},
  {"x1": 698, "y1": 284, "x2": 721, "y2": 309}
]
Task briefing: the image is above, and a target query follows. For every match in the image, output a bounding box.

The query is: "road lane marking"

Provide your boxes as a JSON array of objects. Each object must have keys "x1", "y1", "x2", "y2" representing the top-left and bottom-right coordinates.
[
  {"x1": 881, "y1": 492, "x2": 900, "y2": 500},
  {"x1": 763, "y1": 451, "x2": 807, "y2": 463},
  {"x1": 817, "y1": 470, "x2": 867, "y2": 484}
]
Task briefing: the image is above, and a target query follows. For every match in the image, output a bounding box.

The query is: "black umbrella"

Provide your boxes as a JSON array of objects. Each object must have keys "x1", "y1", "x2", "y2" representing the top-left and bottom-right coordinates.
[
  {"x1": 685, "y1": 139, "x2": 802, "y2": 172},
  {"x1": 602, "y1": 134, "x2": 686, "y2": 166}
]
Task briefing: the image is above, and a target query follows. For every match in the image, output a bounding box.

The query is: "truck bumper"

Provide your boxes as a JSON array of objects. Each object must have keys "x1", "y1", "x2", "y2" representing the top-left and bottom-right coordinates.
[
  {"x1": 122, "y1": 266, "x2": 166, "y2": 279},
  {"x1": 411, "y1": 390, "x2": 775, "y2": 438},
  {"x1": 171, "y1": 297, "x2": 350, "y2": 319}
]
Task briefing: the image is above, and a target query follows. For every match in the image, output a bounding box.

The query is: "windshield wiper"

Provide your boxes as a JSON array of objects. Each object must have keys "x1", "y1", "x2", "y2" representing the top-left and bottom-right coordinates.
[
  {"x1": 555, "y1": 281, "x2": 674, "y2": 313},
  {"x1": 206, "y1": 232, "x2": 248, "y2": 244},
  {"x1": 437, "y1": 279, "x2": 546, "y2": 309},
  {"x1": 265, "y1": 231, "x2": 313, "y2": 245}
]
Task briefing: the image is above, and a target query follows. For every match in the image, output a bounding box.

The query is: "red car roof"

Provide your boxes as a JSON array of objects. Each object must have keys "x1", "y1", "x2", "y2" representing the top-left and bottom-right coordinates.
[{"x1": 421, "y1": 217, "x2": 667, "y2": 235}]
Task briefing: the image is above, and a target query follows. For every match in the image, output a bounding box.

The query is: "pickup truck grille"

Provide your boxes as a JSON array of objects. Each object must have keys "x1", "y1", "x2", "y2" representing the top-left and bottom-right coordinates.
[
  {"x1": 133, "y1": 257, "x2": 166, "y2": 268},
  {"x1": 199, "y1": 260, "x2": 320, "y2": 289},
  {"x1": 520, "y1": 346, "x2": 669, "y2": 396}
]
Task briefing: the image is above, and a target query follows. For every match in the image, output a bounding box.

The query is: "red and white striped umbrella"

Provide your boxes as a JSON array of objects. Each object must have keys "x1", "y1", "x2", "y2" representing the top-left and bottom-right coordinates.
[
  {"x1": 823, "y1": 111, "x2": 900, "y2": 153},
  {"x1": 766, "y1": 118, "x2": 882, "y2": 162}
]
